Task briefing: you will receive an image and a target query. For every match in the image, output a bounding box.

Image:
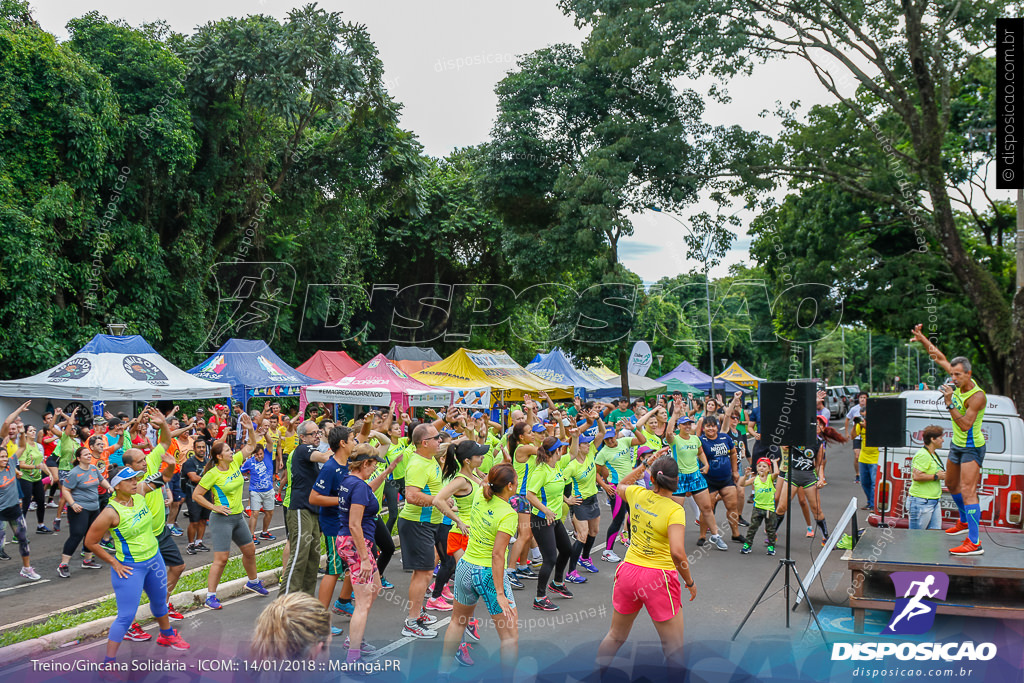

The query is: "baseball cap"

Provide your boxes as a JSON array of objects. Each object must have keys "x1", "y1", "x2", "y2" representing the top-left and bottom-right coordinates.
[
  {"x1": 442, "y1": 428, "x2": 459, "y2": 438},
  {"x1": 756, "y1": 457, "x2": 772, "y2": 468},
  {"x1": 549, "y1": 439, "x2": 568, "y2": 450},
  {"x1": 93, "y1": 416, "x2": 108, "y2": 426},
  {"x1": 531, "y1": 423, "x2": 548, "y2": 433},
  {"x1": 603, "y1": 429, "x2": 616, "y2": 441},
  {"x1": 578, "y1": 433, "x2": 596, "y2": 444},
  {"x1": 637, "y1": 446, "x2": 654, "y2": 457},
  {"x1": 471, "y1": 411, "x2": 484, "y2": 420},
  {"x1": 110, "y1": 467, "x2": 143, "y2": 487},
  {"x1": 677, "y1": 416, "x2": 694, "y2": 425},
  {"x1": 816, "y1": 415, "x2": 829, "y2": 425},
  {"x1": 455, "y1": 440, "x2": 490, "y2": 460}
]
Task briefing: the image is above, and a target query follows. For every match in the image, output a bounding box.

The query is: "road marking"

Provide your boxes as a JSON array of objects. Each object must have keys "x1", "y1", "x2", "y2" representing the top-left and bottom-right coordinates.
[
  {"x1": 0, "y1": 579, "x2": 50, "y2": 594},
  {"x1": 366, "y1": 617, "x2": 451, "y2": 661}
]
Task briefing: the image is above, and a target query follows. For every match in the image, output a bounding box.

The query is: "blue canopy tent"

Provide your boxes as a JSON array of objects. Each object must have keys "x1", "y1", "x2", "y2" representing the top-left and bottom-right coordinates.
[
  {"x1": 658, "y1": 360, "x2": 750, "y2": 395},
  {"x1": 526, "y1": 347, "x2": 615, "y2": 399},
  {"x1": 188, "y1": 339, "x2": 319, "y2": 408}
]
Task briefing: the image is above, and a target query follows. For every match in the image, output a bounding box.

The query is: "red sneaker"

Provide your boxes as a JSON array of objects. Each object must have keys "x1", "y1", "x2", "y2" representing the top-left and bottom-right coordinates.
[
  {"x1": 945, "y1": 521, "x2": 969, "y2": 536},
  {"x1": 123, "y1": 623, "x2": 152, "y2": 642},
  {"x1": 166, "y1": 603, "x2": 184, "y2": 621},
  {"x1": 949, "y1": 538, "x2": 983, "y2": 556},
  {"x1": 156, "y1": 629, "x2": 191, "y2": 650}
]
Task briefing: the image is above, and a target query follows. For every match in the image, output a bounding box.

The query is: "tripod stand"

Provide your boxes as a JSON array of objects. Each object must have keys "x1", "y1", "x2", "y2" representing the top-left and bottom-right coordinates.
[{"x1": 731, "y1": 445, "x2": 829, "y2": 646}]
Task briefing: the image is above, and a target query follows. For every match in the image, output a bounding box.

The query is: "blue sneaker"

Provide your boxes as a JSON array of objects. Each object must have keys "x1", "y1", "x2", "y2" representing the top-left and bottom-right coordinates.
[
  {"x1": 577, "y1": 557, "x2": 599, "y2": 574},
  {"x1": 168, "y1": 524, "x2": 184, "y2": 537},
  {"x1": 332, "y1": 598, "x2": 354, "y2": 616},
  {"x1": 506, "y1": 571, "x2": 524, "y2": 590},
  {"x1": 258, "y1": 532, "x2": 276, "y2": 541},
  {"x1": 204, "y1": 594, "x2": 222, "y2": 610},
  {"x1": 245, "y1": 579, "x2": 269, "y2": 596},
  {"x1": 380, "y1": 576, "x2": 394, "y2": 589},
  {"x1": 565, "y1": 570, "x2": 588, "y2": 584},
  {"x1": 516, "y1": 566, "x2": 538, "y2": 580},
  {"x1": 331, "y1": 626, "x2": 344, "y2": 636}
]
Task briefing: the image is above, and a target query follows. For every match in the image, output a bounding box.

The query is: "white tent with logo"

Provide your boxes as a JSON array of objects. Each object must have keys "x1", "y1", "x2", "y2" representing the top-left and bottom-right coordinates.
[{"x1": 0, "y1": 334, "x2": 232, "y2": 401}]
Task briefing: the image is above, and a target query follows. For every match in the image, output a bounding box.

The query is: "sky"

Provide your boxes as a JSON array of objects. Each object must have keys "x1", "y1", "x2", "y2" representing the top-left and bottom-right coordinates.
[{"x1": 36, "y1": 0, "x2": 835, "y2": 283}]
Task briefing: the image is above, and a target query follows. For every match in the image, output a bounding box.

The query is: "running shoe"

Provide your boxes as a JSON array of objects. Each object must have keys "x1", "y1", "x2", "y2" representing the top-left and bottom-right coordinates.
[
  {"x1": 380, "y1": 576, "x2": 394, "y2": 589},
  {"x1": 442, "y1": 584, "x2": 454, "y2": 601},
  {"x1": 696, "y1": 537, "x2": 706, "y2": 547},
  {"x1": 204, "y1": 594, "x2": 223, "y2": 610},
  {"x1": 19, "y1": 566, "x2": 41, "y2": 581},
  {"x1": 331, "y1": 626, "x2": 344, "y2": 636},
  {"x1": 566, "y1": 570, "x2": 587, "y2": 584},
  {"x1": 124, "y1": 623, "x2": 151, "y2": 641},
  {"x1": 577, "y1": 557, "x2": 599, "y2": 573},
  {"x1": 854, "y1": 476, "x2": 860, "y2": 483},
  {"x1": 343, "y1": 637, "x2": 378, "y2": 655},
  {"x1": 245, "y1": 579, "x2": 269, "y2": 596},
  {"x1": 333, "y1": 599, "x2": 355, "y2": 616},
  {"x1": 548, "y1": 582, "x2": 574, "y2": 599},
  {"x1": 156, "y1": 629, "x2": 190, "y2": 651},
  {"x1": 402, "y1": 618, "x2": 437, "y2": 639},
  {"x1": 533, "y1": 596, "x2": 559, "y2": 611},
  {"x1": 741, "y1": 543, "x2": 752, "y2": 554},
  {"x1": 57, "y1": 563, "x2": 71, "y2": 578},
  {"x1": 29, "y1": 502, "x2": 37, "y2": 511},
  {"x1": 258, "y1": 531, "x2": 276, "y2": 541},
  {"x1": 36, "y1": 525, "x2": 53, "y2": 535},
  {"x1": 53, "y1": 518, "x2": 61, "y2": 532},
  {"x1": 766, "y1": 545, "x2": 776, "y2": 556},
  {"x1": 166, "y1": 603, "x2": 185, "y2": 621},
  {"x1": 168, "y1": 524, "x2": 184, "y2": 537},
  {"x1": 821, "y1": 536, "x2": 829, "y2": 548},
  {"x1": 516, "y1": 566, "x2": 539, "y2": 579},
  {"x1": 601, "y1": 549, "x2": 621, "y2": 563},
  {"x1": 425, "y1": 597, "x2": 453, "y2": 612},
  {"x1": 835, "y1": 534, "x2": 854, "y2": 550},
  {"x1": 945, "y1": 521, "x2": 969, "y2": 536},
  {"x1": 464, "y1": 618, "x2": 481, "y2": 642},
  {"x1": 82, "y1": 558, "x2": 102, "y2": 569},
  {"x1": 738, "y1": 516, "x2": 750, "y2": 527},
  {"x1": 418, "y1": 610, "x2": 439, "y2": 626},
  {"x1": 186, "y1": 543, "x2": 197, "y2": 555},
  {"x1": 731, "y1": 535, "x2": 745, "y2": 543},
  {"x1": 0, "y1": 549, "x2": 9, "y2": 561},
  {"x1": 194, "y1": 540, "x2": 210, "y2": 552},
  {"x1": 252, "y1": 534, "x2": 261, "y2": 545},
  {"x1": 806, "y1": 527, "x2": 814, "y2": 538},
  {"x1": 46, "y1": 501, "x2": 58, "y2": 509},
  {"x1": 456, "y1": 642, "x2": 475, "y2": 667},
  {"x1": 949, "y1": 539, "x2": 984, "y2": 556},
  {"x1": 506, "y1": 572, "x2": 524, "y2": 590},
  {"x1": 710, "y1": 534, "x2": 729, "y2": 551},
  {"x1": 99, "y1": 539, "x2": 115, "y2": 552}
]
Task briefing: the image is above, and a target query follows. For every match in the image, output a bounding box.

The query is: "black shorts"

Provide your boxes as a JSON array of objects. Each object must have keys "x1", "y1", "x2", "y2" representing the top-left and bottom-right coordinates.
[
  {"x1": 784, "y1": 469, "x2": 818, "y2": 488},
  {"x1": 0, "y1": 504, "x2": 23, "y2": 522},
  {"x1": 168, "y1": 473, "x2": 185, "y2": 502},
  {"x1": 156, "y1": 527, "x2": 184, "y2": 567},
  {"x1": 184, "y1": 492, "x2": 212, "y2": 522},
  {"x1": 45, "y1": 455, "x2": 59, "y2": 468},
  {"x1": 397, "y1": 518, "x2": 438, "y2": 571},
  {"x1": 570, "y1": 494, "x2": 601, "y2": 521},
  {"x1": 706, "y1": 478, "x2": 735, "y2": 494}
]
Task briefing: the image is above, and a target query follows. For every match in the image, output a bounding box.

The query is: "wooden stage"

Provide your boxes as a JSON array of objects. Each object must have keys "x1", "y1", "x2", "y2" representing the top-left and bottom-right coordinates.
[{"x1": 847, "y1": 527, "x2": 1024, "y2": 633}]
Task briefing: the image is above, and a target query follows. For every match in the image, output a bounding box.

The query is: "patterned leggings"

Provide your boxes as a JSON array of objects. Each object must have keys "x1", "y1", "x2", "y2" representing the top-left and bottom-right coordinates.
[{"x1": 0, "y1": 506, "x2": 30, "y2": 558}]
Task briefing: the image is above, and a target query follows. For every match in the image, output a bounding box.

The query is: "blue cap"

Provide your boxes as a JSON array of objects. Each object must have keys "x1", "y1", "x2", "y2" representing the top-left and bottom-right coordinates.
[
  {"x1": 442, "y1": 428, "x2": 459, "y2": 438},
  {"x1": 471, "y1": 411, "x2": 484, "y2": 420},
  {"x1": 677, "y1": 416, "x2": 694, "y2": 425},
  {"x1": 550, "y1": 439, "x2": 568, "y2": 449},
  {"x1": 578, "y1": 433, "x2": 596, "y2": 444},
  {"x1": 110, "y1": 467, "x2": 143, "y2": 487},
  {"x1": 603, "y1": 429, "x2": 616, "y2": 441},
  {"x1": 531, "y1": 423, "x2": 547, "y2": 433}
]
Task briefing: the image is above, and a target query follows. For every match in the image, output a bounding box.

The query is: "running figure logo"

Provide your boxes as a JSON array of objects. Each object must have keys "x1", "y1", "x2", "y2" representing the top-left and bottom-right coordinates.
[
  {"x1": 883, "y1": 571, "x2": 949, "y2": 635},
  {"x1": 198, "y1": 262, "x2": 296, "y2": 353}
]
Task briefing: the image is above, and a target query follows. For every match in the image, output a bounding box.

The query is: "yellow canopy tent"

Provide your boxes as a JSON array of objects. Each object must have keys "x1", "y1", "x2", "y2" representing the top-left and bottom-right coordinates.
[
  {"x1": 715, "y1": 361, "x2": 765, "y2": 389},
  {"x1": 413, "y1": 349, "x2": 573, "y2": 403},
  {"x1": 588, "y1": 360, "x2": 619, "y2": 381}
]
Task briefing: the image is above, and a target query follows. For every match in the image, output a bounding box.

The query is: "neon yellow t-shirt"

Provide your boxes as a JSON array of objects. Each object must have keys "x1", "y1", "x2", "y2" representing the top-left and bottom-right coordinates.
[
  {"x1": 527, "y1": 462, "x2": 565, "y2": 520},
  {"x1": 479, "y1": 433, "x2": 502, "y2": 475},
  {"x1": 462, "y1": 492, "x2": 518, "y2": 568},
  {"x1": 858, "y1": 424, "x2": 879, "y2": 464},
  {"x1": 671, "y1": 436, "x2": 702, "y2": 474},
  {"x1": 109, "y1": 494, "x2": 159, "y2": 563},
  {"x1": 561, "y1": 452, "x2": 598, "y2": 499},
  {"x1": 595, "y1": 438, "x2": 632, "y2": 484},
  {"x1": 143, "y1": 445, "x2": 169, "y2": 532},
  {"x1": 512, "y1": 446, "x2": 536, "y2": 496},
  {"x1": 399, "y1": 453, "x2": 443, "y2": 524},
  {"x1": 621, "y1": 485, "x2": 685, "y2": 571},
  {"x1": 198, "y1": 450, "x2": 247, "y2": 514}
]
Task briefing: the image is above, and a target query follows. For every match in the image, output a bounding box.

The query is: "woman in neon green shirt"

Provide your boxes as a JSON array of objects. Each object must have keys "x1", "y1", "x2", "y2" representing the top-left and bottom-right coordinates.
[
  {"x1": 192, "y1": 413, "x2": 268, "y2": 609},
  {"x1": 505, "y1": 421, "x2": 542, "y2": 585},
  {"x1": 561, "y1": 429, "x2": 601, "y2": 582},
  {"x1": 525, "y1": 436, "x2": 574, "y2": 610},
  {"x1": 85, "y1": 465, "x2": 190, "y2": 664},
  {"x1": 908, "y1": 425, "x2": 947, "y2": 530}
]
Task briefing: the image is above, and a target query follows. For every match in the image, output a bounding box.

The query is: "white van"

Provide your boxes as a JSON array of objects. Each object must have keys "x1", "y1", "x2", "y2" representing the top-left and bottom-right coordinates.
[{"x1": 873, "y1": 390, "x2": 1024, "y2": 532}]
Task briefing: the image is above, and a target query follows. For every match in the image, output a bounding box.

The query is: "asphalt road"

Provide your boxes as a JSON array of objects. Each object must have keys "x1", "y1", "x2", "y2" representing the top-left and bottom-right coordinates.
[{"x1": 2, "y1": 444, "x2": 875, "y2": 682}]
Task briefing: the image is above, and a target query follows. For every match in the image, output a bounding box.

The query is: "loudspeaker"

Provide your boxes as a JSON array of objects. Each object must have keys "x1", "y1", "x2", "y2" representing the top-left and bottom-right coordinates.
[
  {"x1": 865, "y1": 397, "x2": 907, "y2": 448},
  {"x1": 758, "y1": 381, "x2": 817, "y2": 447}
]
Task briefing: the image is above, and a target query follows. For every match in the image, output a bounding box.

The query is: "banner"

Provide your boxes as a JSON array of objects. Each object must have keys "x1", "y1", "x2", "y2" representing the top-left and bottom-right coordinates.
[{"x1": 627, "y1": 340, "x2": 653, "y2": 376}]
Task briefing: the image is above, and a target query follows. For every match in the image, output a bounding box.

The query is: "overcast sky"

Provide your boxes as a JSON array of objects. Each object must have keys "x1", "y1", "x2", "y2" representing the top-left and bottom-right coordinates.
[{"x1": 37, "y1": 0, "x2": 836, "y2": 284}]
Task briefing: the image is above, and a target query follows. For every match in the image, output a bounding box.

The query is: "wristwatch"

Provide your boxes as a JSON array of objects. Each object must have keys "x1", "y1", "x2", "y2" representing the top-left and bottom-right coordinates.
[
  {"x1": 946, "y1": 404, "x2": 955, "y2": 411},
  {"x1": 933, "y1": 474, "x2": 938, "y2": 481},
  {"x1": 684, "y1": 579, "x2": 695, "y2": 588}
]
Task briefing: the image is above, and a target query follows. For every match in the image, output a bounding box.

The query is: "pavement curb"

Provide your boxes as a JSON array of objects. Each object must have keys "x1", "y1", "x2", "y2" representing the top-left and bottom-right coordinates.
[{"x1": 0, "y1": 568, "x2": 280, "y2": 667}]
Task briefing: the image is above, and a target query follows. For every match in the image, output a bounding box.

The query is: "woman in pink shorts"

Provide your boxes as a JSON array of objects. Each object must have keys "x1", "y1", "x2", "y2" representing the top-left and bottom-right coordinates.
[{"x1": 598, "y1": 455, "x2": 697, "y2": 671}]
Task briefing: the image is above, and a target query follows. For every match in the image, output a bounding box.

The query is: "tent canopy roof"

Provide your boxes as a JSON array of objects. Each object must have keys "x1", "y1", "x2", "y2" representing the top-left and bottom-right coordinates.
[
  {"x1": 296, "y1": 350, "x2": 360, "y2": 382},
  {"x1": 413, "y1": 348, "x2": 572, "y2": 401},
  {"x1": 526, "y1": 347, "x2": 615, "y2": 396},
  {"x1": 188, "y1": 339, "x2": 318, "y2": 405},
  {"x1": 715, "y1": 361, "x2": 765, "y2": 387},
  {"x1": 591, "y1": 373, "x2": 667, "y2": 399},
  {"x1": 658, "y1": 360, "x2": 751, "y2": 394},
  {"x1": 385, "y1": 346, "x2": 442, "y2": 363},
  {"x1": 304, "y1": 354, "x2": 451, "y2": 408}
]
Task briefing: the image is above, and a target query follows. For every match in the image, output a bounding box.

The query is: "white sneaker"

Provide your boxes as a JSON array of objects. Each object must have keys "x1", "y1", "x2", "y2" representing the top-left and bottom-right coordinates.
[
  {"x1": 28, "y1": 502, "x2": 37, "y2": 511},
  {"x1": 20, "y1": 566, "x2": 41, "y2": 581},
  {"x1": 46, "y1": 501, "x2": 58, "y2": 509},
  {"x1": 710, "y1": 534, "x2": 729, "y2": 551},
  {"x1": 601, "y1": 549, "x2": 621, "y2": 563}
]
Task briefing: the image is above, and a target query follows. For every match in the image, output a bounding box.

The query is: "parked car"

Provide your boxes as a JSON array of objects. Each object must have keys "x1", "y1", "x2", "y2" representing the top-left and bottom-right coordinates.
[{"x1": 825, "y1": 386, "x2": 848, "y2": 417}]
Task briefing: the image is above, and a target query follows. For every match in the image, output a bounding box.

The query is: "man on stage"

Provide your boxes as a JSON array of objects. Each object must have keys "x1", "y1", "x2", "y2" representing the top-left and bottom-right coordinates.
[{"x1": 910, "y1": 324, "x2": 986, "y2": 556}]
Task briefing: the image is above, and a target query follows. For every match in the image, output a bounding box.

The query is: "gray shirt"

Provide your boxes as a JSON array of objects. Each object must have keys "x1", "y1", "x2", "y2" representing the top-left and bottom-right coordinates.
[
  {"x1": 0, "y1": 457, "x2": 19, "y2": 510},
  {"x1": 62, "y1": 465, "x2": 104, "y2": 511}
]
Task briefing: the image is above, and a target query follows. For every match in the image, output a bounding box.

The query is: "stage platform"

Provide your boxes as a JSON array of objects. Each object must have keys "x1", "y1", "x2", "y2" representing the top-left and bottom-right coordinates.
[{"x1": 847, "y1": 527, "x2": 1024, "y2": 633}]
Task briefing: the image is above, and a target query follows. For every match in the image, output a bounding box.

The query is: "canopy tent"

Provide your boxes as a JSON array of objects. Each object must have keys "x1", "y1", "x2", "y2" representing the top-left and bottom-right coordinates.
[
  {"x1": 591, "y1": 373, "x2": 668, "y2": 400},
  {"x1": 658, "y1": 360, "x2": 750, "y2": 395},
  {"x1": 385, "y1": 346, "x2": 443, "y2": 375},
  {"x1": 303, "y1": 354, "x2": 452, "y2": 410},
  {"x1": 526, "y1": 347, "x2": 616, "y2": 399},
  {"x1": 413, "y1": 348, "x2": 572, "y2": 403},
  {"x1": 296, "y1": 350, "x2": 361, "y2": 382},
  {"x1": 0, "y1": 334, "x2": 231, "y2": 401},
  {"x1": 716, "y1": 361, "x2": 765, "y2": 389},
  {"x1": 660, "y1": 378, "x2": 707, "y2": 397},
  {"x1": 188, "y1": 339, "x2": 319, "y2": 407},
  {"x1": 588, "y1": 360, "x2": 619, "y2": 381}
]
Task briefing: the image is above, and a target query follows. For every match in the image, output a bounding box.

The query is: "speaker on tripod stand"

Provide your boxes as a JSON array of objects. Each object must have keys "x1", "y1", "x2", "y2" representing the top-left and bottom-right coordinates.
[{"x1": 865, "y1": 397, "x2": 907, "y2": 526}]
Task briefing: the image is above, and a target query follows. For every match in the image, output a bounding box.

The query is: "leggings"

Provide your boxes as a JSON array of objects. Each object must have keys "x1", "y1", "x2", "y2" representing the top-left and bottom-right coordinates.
[
  {"x1": 530, "y1": 515, "x2": 572, "y2": 595},
  {"x1": 605, "y1": 493, "x2": 629, "y2": 551},
  {"x1": 19, "y1": 479, "x2": 45, "y2": 524},
  {"x1": 383, "y1": 480, "x2": 400, "y2": 535},
  {"x1": 432, "y1": 524, "x2": 456, "y2": 599},
  {"x1": 0, "y1": 507, "x2": 30, "y2": 558},
  {"x1": 47, "y1": 478, "x2": 61, "y2": 504},
  {"x1": 108, "y1": 553, "x2": 169, "y2": 643},
  {"x1": 373, "y1": 515, "x2": 395, "y2": 576},
  {"x1": 63, "y1": 508, "x2": 101, "y2": 557}
]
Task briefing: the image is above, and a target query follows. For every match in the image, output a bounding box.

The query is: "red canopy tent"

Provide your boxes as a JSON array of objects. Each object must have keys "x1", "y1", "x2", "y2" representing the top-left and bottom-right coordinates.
[
  {"x1": 302, "y1": 354, "x2": 452, "y2": 411},
  {"x1": 296, "y1": 350, "x2": 360, "y2": 382}
]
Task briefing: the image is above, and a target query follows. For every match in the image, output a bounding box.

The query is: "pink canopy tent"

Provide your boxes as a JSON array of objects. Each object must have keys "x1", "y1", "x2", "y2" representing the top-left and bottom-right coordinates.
[
  {"x1": 296, "y1": 350, "x2": 361, "y2": 382},
  {"x1": 300, "y1": 354, "x2": 453, "y2": 411}
]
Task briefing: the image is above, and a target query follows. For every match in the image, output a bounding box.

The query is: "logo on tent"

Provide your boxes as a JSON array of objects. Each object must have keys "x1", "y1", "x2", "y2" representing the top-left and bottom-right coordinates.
[
  {"x1": 196, "y1": 354, "x2": 227, "y2": 377},
  {"x1": 48, "y1": 358, "x2": 93, "y2": 383},
  {"x1": 367, "y1": 360, "x2": 380, "y2": 369},
  {"x1": 257, "y1": 355, "x2": 289, "y2": 378},
  {"x1": 123, "y1": 356, "x2": 169, "y2": 385},
  {"x1": 388, "y1": 364, "x2": 408, "y2": 379}
]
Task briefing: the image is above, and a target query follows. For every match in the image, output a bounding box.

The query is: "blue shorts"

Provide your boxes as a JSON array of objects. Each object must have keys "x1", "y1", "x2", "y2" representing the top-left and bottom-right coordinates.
[
  {"x1": 948, "y1": 444, "x2": 985, "y2": 466},
  {"x1": 453, "y1": 558, "x2": 516, "y2": 616},
  {"x1": 675, "y1": 470, "x2": 708, "y2": 496}
]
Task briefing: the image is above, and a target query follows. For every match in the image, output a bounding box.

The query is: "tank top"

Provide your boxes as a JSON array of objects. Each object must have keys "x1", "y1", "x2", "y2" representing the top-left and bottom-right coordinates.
[
  {"x1": 951, "y1": 383, "x2": 986, "y2": 447},
  {"x1": 451, "y1": 472, "x2": 481, "y2": 535},
  {"x1": 108, "y1": 494, "x2": 159, "y2": 563},
  {"x1": 512, "y1": 446, "x2": 535, "y2": 496}
]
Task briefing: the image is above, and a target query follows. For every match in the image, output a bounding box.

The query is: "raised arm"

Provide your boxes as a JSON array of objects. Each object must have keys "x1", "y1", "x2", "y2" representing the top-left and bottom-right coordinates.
[
  {"x1": 1, "y1": 401, "x2": 31, "y2": 440},
  {"x1": 910, "y1": 324, "x2": 953, "y2": 375}
]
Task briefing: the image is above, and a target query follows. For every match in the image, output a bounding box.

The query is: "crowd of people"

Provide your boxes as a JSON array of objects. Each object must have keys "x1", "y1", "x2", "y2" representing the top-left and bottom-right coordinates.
[{"x1": 0, "y1": 327, "x2": 986, "y2": 674}]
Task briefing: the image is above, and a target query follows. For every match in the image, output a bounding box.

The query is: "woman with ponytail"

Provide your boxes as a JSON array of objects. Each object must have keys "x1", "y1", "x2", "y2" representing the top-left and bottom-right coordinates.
[
  {"x1": 597, "y1": 455, "x2": 696, "y2": 673},
  {"x1": 505, "y1": 421, "x2": 543, "y2": 587},
  {"x1": 438, "y1": 463, "x2": 519, "y2": 679},
  {"x1": 524, "y1": 436, "x2": 574, "y2": 611}
]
